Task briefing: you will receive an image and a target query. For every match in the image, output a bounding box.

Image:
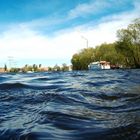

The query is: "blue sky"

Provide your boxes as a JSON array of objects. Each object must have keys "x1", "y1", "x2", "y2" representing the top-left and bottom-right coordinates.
[{"x1": 0, "y1": 0, "x2": 139, "y2": 67}]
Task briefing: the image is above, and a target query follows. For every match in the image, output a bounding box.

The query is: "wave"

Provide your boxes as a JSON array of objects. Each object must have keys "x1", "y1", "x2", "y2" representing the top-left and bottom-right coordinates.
[
  {"x1": 0, "y1": 82, "x2": 62, "y2": 90},
  {"x1": 0, "y1": 124, "x2": 139, "y2": 140},
  {"x1": 0, "y1": 70, "x2": 140, "y2": 140},
  {"x1": 0, "y1": 83, "x2": 29, "y2": 90}
]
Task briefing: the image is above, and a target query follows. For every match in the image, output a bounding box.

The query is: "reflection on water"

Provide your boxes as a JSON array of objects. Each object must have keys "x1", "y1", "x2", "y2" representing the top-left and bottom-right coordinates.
[{"x1": 0, "y1": 70, "x2": 140, "y2": 140}]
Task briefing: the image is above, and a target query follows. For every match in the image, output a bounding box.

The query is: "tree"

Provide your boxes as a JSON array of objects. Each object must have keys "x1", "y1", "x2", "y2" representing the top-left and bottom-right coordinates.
[
  {"x1": 39, "y1": 64, "x2": 42, "y2": 68},
  {"x1": 25, "y1": 64, "x2": 28, "y2": 68},
  {"x1": 10, "y1": 68, "x2": 20, "y2": 73},
  {"x1": 48, "y1": 67, "x2": 53, "y2": 71},
  {"x1": 94, "y1": 43, "x2": 124, "y2": 65},
  {"x1": 71, "y1": 48, "x2": 95, "y2": 70},
  {"x1": 71, "y1": 53, "x2": 81, "y2": 70},
  {"x1": 33, "y1": 64, "x2": 38, "y2": 71},
  {"x1": 4, "y1": 64, "x2": 7, "y2": 72},
  {"x1": 115, "y1": 18, "x2": 140, "y2": 68},
  {"x1": 62, "y1": 63, "x2": 69, "y2": 71},
  {"x1": 53, "y1": 64, "x2": 61, "y2": 71}
]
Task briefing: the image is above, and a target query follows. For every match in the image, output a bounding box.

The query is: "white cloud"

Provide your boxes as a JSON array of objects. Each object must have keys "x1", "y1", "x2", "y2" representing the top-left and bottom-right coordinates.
[
  {"x1": 68, "y1": 0, "x2": 110, "y2": 18},
  {"x1": 0, "y1": 25, "x2": 83, "y2": 62},
  {"x1": 68, "y1": 0, "x2": 140, "y2": 19}
]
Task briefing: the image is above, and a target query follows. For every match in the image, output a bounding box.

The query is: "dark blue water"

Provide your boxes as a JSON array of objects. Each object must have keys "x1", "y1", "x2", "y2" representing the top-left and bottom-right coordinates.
[{"x1": 0, "y1": 70, "x2": 140, "y2": 140}]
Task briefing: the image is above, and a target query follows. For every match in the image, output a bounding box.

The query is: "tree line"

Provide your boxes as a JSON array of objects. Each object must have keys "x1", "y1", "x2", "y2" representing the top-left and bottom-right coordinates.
[
  {"x1": 4, "y1": 63, "x2": 70, "y2": 73},
  {"x1": 71, "y1": 18, "x2": 140, "y2": 70}
]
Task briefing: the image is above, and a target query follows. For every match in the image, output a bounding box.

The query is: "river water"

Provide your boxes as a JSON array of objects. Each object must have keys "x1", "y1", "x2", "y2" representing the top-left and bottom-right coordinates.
[{"x1": 0, "y1": 70, "x2": 140, "y2": 140}]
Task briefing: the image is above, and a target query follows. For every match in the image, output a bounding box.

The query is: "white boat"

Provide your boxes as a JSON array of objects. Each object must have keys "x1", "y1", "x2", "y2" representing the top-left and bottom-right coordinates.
[
  {"x1": 100, "y1": 61, "x2": 111, "y2": 69},
  {"x1": 27, "y1": 71, "x2": 34, "y2": 73},
  {"x1": 88, "y1": 61, "x2": 111, "y2": 70},
  {"x1": 88, "y1": 61, "x2": 100, "y2": 70}
]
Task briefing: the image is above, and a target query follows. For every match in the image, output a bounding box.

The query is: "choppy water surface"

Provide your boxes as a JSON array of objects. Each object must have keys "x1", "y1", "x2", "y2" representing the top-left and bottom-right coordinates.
[{"x1": 0, "y1": 70, "x2": 140, "y2": 140}]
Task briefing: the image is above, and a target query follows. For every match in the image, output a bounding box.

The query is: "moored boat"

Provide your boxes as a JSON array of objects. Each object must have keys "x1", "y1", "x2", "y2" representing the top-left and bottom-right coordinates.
[{"x1": 88, "y1": 61, "x2": 111, "y2": 70}]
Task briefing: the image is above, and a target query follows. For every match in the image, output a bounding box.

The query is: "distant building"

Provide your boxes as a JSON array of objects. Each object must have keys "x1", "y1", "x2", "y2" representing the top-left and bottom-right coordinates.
[
  {"x1": 0, "y1": 68, "x2": 5, "y2": 73},
  {"x1": 68, "y1": 65, "x2": 72, "y2": 71},
  {"x1": 41, "y1": 67, "x2": 49, "y2": 72}
]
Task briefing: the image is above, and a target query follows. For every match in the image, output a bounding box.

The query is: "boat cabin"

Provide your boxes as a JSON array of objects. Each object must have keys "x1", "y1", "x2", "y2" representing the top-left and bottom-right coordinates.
[
  {"x1": 100, "y1": 61, "x2": 110, "y2": 69},
  {"x1": 88, "y1": 61, "x2": 111, "y2": 70}
]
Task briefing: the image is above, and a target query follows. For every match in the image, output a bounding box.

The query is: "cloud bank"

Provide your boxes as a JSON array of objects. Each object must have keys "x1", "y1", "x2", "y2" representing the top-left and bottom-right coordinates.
[{"x1": 0, "y1": 0, "x2": 140, "y2": 66}]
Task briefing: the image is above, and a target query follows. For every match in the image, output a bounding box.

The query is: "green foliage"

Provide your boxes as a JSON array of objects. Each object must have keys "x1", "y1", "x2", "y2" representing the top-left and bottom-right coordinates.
[
  {"x1": 22, "y1": 64, "x2": 39, "y2": 72},
  {"x1": 61, "y1": 63, "x2": 69, "y2": 71},
  {"x1": 71, "y1": 47, "x2": 95, "y2": 70},
  {"x1": 47, "y1": 64, "x2": 70, "y2": 71},
  {"x1": 48, "y1": 67, "x2": 53, "y2": 71},
  {"x1": 33, "y1": 64, "x2": 38, "y2": 72},
  {"x1": 39, "y1": 64, "x2": 42, "y2": 68},
  {"x1": 4, "y1": 64, "x2": 7, "y2": 72},
  {"x1": 115, "y1": 18, "x2": 140, "y2": 68},
  {"x1": 53, "y1": 64, "x2": 61, "y2": 71},
  {"x1": 94, "y1": 43, "x2": 124, "y2": 65},
  {"x1": 10, "y1": 68, "x2": 20, "y2": 73}
]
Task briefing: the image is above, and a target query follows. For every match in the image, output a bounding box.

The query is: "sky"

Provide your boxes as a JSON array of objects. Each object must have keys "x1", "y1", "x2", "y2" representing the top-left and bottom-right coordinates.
[{"x1": 0, "y1": 0, "x2": 140, "y2": 67}]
